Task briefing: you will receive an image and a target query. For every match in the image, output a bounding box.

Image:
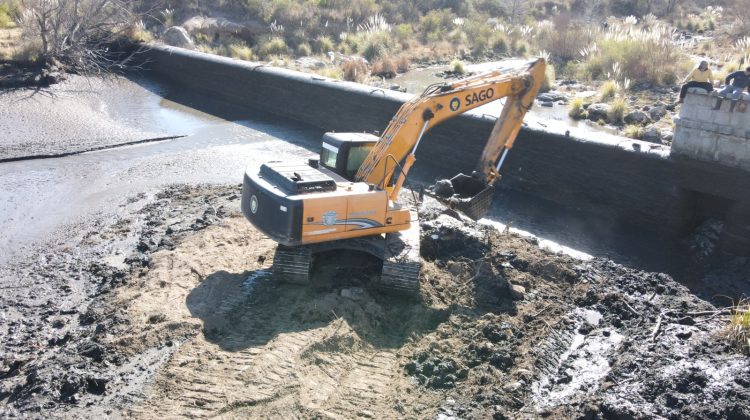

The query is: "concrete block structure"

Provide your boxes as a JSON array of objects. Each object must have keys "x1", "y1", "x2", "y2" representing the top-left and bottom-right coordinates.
[{"x1": 673, "y1": 88, "x2": 750, "y2": 170}]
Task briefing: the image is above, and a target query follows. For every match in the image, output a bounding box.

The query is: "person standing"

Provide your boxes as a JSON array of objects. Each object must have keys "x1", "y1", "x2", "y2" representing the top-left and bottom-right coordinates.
[
  {"x1": 713, "y1": 66, "x2": 750, "y2": 111},
  {"x1": 678, "y1": 60, "x2": 713, "y2": 103}
]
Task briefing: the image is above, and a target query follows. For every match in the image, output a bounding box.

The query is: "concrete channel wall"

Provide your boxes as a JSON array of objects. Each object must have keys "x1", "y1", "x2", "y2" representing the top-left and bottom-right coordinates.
[
  {"x1": 673, "y1": 89, "x2": 750, "y2": 170},
  {"x1": 139, "y1": 46, "x2": 750, "y2": 252}
]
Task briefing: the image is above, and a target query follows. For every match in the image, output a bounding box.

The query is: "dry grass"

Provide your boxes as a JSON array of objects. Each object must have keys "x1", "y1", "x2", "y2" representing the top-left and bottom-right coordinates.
[
  {"x1": 624, "y1": 124, "x2": 643, "y2": 139},
  {"x1": 727, "y1": 299, "x2": 750, "y2": 354},
  {"x1": 341, "y1": 58, "x2": 369, "y2": 83},
  {"x1": 568, "y1": 97, "x2": 586, "y2": 119},
  {"x1": 599, "y1": 80, "x2": 618, "y2": 101},
  {"x1": 0, "y1": 27, "x2": 21, "y2": 61},
  {"x1": 607, "y1": 98, "x2": 628, "y2": 124},
  {"x1": 229, "y1": 43, "x2": 254, "y2": 61},
  {"x1": 371, "y1": 56, "x2": 397, "y2": 78},
  {"x1": 451, "y1": 59, "x2": 465, "y2": 74}
]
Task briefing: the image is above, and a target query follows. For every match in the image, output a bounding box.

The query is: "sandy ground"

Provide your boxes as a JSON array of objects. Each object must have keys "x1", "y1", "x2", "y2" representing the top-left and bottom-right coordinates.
[{"x1": 1, "y1": 184, "x2": 747, "y2": 419}]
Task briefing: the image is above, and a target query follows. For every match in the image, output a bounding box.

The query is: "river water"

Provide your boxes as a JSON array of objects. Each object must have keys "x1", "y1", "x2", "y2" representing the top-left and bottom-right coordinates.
[{"x1": 0, "y1": 74, "x2": 686, "y2": 275}]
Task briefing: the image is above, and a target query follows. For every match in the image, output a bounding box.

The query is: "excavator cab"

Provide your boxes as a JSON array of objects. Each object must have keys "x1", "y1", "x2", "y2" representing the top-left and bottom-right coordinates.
[{"x1": 319, "y1": 132, "x2": 378, "y2": 181}]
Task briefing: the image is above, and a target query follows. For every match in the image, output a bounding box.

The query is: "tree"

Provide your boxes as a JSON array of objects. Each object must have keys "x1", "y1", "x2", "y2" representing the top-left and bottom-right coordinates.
[{"x1": 18, "y1": 0, "x2": 140, "y2": 73}]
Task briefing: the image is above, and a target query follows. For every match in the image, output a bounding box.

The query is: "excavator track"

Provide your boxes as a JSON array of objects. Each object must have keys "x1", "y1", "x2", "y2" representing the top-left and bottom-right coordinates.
[
  {"x1": 271, "y1": 212, "x2": 421, "y2": 295},
  {"x1": 271, "y1": 246, "x2": 313, "y2": 284}
]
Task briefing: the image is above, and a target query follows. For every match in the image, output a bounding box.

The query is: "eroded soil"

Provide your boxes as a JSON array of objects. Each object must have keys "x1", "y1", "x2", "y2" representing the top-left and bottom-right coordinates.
[{"x1": 0, "y1": 185, "x2": 748, "y2": 419}]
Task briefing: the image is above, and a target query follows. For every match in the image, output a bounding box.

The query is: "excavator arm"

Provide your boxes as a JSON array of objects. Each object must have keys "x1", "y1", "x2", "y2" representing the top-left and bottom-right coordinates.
[{"x1": 355, "y1": 58, "x2": 547, "y2": 203}]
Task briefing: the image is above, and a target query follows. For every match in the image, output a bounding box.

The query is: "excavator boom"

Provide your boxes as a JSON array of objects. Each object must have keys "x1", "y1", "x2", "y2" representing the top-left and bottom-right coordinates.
[{"x1": 356, "y1": 58, "x2": 547, "y2": 204}]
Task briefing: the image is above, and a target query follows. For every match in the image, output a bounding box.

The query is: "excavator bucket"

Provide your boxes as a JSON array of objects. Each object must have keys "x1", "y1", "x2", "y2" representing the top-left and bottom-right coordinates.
[{"x1": 435, "y1": 173, "x2": 495, "y2": 220}]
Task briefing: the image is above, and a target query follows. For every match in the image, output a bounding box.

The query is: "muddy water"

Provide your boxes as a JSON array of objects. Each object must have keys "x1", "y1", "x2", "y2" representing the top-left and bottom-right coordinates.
[{"x1": 0, "y1": 75, "x2": 682, "y2": 274}]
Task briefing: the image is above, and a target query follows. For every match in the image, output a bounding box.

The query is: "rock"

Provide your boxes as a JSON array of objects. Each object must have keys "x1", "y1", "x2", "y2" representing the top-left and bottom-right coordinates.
[
  {"x1": 661, "y1": 130, "x2": 673, "y2": 142},
  {"x1": 641, "y1": 126, "x2": 661, "y2": 143},
  {"x1": 510, "y1": 284, "x2": 525, "y2": 300},
  {"x1": 649, "y1": 106, "x2": 667, "y2": 121},
  {"x1": 162, "y1": 26, "x2": 194, "y2": 48},
  {"x1": 539, "y1": 101, "x2": 553, "y2": 107},
  {"x1": 624, "y1": 110, "x2": 651, "y2": 125},
  {"x1": 586, "y1": 103, "x2": 610, "y2": 122},
  {"x1": 537, "y1": 91, "x2": 568, "y2": 102}
]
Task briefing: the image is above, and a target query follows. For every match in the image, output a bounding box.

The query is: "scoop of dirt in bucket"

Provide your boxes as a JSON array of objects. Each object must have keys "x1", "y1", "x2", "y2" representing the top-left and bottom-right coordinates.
[{"x1": 432, "y1": 179, "x2": 455, "y2": 198}]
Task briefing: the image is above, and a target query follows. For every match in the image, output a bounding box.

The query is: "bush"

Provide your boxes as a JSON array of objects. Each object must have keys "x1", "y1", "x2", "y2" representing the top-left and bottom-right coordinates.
[
  {"x1": 0, "y1": 4, "x2": 15, "y2": 28},
  {"x1": 229, "y1": 43, "x2": 254, "y2": 61},
  {"x1": 371, "y1": 56, "x2": 397, "y2": 78},
  {"x1": 568, "y1": 97, "x2": 586, "y2": 119},
  {"x1": 581, "y1": 22, "x2": 691, "y2": 86},
  {"x1": 727, "y1": 299, "x2": 750, "y2": 354},
  {"x1": 607, "y1": 98, "x2": 628, "y2": 124},
  {"x1": 314, "y1": 36, "x2": 335, "y2": 54},
  {"x1": 599, "y1": 80, "x2": 618, "y2": 101},
  {"x1": 296, "y1": 43, "x2": 312, "y2": 57},
  {"x1": 394, "y1": 23, "x2": 414, "y2": 47},
  {"x1": 395, "y1": 55, "x2": 410, "y2": 73},
  {"x1": 258, "y1": 37, "x2": 288, "y2": 59},
  {"x1": 624, "y1": 124, "x2": 642, "y2": 139},
  {"x1": 341, "y1": 58, "x2": 369, "y2": 83},
  {"x1": 490, "y1": 33, "x2": 508, "y2": 55},
  {"x1": 451, "y1": 59, "x2": 465, "y2": 74},
  {"x1": 541, "y1": 63, "x2": 555, "y2": 92},
  {"x1": 316, "y1": 66, "x2": 343, "y2": 80},
  {"x1": 420, "y1": 9, "x2": 455, "y2": 43}
]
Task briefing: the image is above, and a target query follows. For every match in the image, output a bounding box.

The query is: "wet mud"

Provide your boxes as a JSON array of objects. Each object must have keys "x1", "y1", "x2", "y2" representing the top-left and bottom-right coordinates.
[{"x1": 1, "y1": 184, "x2": 747, "y2": 418}]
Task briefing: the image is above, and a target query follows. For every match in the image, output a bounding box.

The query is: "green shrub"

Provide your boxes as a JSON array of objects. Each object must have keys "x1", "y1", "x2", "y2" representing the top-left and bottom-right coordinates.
[
  {"x1": 624, "y1": 124, "x2": 642, "y2": 139},
  {"x1": 362, "y1": 31, "x2": 391, "y2": 61},
  {"x1": 490, "y1": 33, "x2": 508, "y2": 55},
  {"x1": 450, "y1": 59, "x2": 465, "y2": 74},
  {"x1": 394, "y1": 23, "x2": 414, "y2": 47},
  {"x1": 568, "y1": 98, "x2": 586, "y2": 119},
  {"x1": 296, "y1": 43, "x2": 312, "y2": 57},
  {"x1": 0, "y1": 4, "x2": 14, "y2": 28},
  {"x1": 420, "y1": 9, "x2": 455, "y2": 43},
  {"x1": 727, "y1": 299, "x2": 750, "y2": 354},
  {"x1": 599, "y1": 80, "x2": 618, "y2": 102},
  {"x1": 258, "y1": 37, "x2": 288, "y2": 59},
  {"x1": 541, "y1": 63, "x2": 555, "y2": 92},
  {"x1": 607, "y1": 98, "x2": 628, "y2": 124},
  {"x1": 315, "y1": 36, "x2": 335, "y2": 54},
  {"x1": 229, "y1": 43, "x2": 254, "y2": 61},
  {"x1": 316, "y1": 66, "x2": 343, "y2": 80}
]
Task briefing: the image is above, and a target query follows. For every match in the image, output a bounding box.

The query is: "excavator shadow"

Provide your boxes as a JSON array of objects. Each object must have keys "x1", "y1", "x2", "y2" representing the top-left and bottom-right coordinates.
[{"x1": 185, "y1": 268, "x2": 452, "y2": 352}]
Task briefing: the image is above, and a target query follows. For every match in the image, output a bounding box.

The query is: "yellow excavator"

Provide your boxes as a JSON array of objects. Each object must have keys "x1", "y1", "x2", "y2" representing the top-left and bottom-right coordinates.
[{"x1": 241, "y1": 58, "x2": 546, "y2": 293}]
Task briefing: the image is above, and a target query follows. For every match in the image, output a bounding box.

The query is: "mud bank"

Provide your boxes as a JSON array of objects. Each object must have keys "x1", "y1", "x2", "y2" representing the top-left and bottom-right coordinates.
[
  {"x1": 137, "y1": 45, "x2": 750, "y2": 252},
  {"x1": 2, "y1": 184, "x2": 747, "y2": 418}
]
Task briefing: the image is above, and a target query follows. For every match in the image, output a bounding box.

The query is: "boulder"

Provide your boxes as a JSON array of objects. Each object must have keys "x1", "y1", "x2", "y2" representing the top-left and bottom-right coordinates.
[
  {"x1": 537, "y1": 91, "x2": 569, "y2": 102},
  {"x1": 641, "y1": 126, "x2": 661, "y2": 143},
  {"x1": 624, "y1": 110, "x2": 651, "y2": 125},
  {"x1": 649, "y1": 105, "x2": 667, "y2": 121},
  {"x1": 586, "y1": 103, "x2": 610, "y2": 122},
  {"x1": 162, "y1": 26, "x2": 194, "y2": 48}
]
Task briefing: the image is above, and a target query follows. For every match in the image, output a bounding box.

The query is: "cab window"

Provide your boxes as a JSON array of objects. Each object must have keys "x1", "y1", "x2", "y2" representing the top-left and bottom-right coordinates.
[
  {"x1": 345, "y1": 144, "x2": 373, "y2": 178},
  {"x1": 321, "y1": 143, "x2": 339, "y2": 169}
]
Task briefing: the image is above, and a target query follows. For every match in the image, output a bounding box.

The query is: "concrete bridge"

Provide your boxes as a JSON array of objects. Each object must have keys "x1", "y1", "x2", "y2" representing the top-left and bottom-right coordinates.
[{"x1": 139, "y1": 46, "x2": 750, "y2": 254}]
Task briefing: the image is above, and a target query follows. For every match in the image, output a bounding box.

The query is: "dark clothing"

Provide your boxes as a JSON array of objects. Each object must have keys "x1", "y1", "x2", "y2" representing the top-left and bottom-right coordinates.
[
  {"x1": 725, "y1": 70, "x2": 750, "y2": 89},
  {"x1": 679, "y1": 81, "x2": 713, "y2": 99}
]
